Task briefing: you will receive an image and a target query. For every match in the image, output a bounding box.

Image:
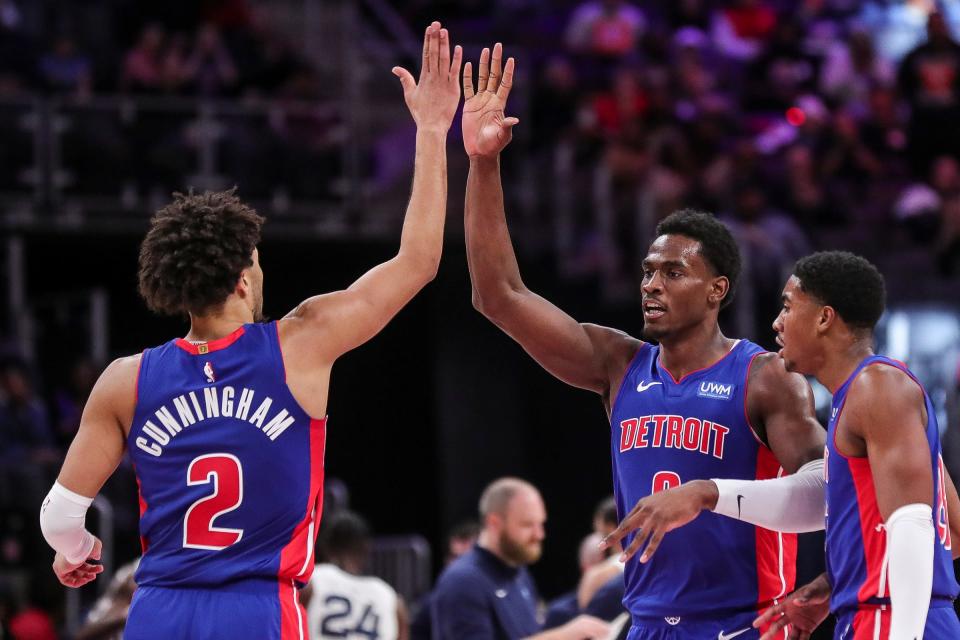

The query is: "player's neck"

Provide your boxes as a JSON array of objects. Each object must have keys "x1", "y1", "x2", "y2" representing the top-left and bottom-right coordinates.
[
  {"x1": 815, "y1": 339, "x2": 874, "y2": 394},
  {"x1": 657, "y1": 324, "x2": 735, "y2": 381},
  {"x1": 186, "y1": 300, "x2": 253, "y2": 342}
]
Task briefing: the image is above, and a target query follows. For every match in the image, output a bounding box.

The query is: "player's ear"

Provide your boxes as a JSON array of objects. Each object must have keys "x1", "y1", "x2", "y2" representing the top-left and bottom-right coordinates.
[
  {"x1": 708, "y1": 276, "x2": 729, "y2": 307},
  {"x1": 816, "y1": 305, "x2": 836, "y2": 334}
]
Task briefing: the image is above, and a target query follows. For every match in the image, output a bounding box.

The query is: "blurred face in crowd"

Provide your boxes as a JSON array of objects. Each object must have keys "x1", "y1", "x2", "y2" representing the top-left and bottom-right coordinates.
[
  {"x1": 493, "y1": 487, "x2": 546, "y2": 566},
  {"x1": 641, "y1": 234, "x2": 728, "y2": 342},
  {"x1": 772, "y1": 275, "x2": 826, "y2": 375}
]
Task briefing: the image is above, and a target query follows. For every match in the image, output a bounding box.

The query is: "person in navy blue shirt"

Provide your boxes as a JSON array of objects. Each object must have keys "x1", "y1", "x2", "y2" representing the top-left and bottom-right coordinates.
[{"x1": 430, "y1": 478, "x2": 609, "y2": 640}]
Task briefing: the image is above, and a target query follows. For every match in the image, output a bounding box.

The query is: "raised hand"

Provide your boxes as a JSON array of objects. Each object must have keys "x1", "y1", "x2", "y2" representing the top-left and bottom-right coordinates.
[
  {"x1": 53, "y1": 535, "x2": 104, "y2": 588},
  {"x1": 392, "y1": 21, "x2": 463, "y2": 133},
  {"x1": 462, "y1": 42, "x2": 518, "y2": 158},
  {"x1": 753, "y1": 573, "x2": 831, "y2": 640}
]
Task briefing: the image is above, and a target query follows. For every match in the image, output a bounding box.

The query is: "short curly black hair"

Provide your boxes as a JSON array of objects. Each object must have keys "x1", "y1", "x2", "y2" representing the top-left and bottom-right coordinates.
[
  {"x1": 138, "y1": 189, "x2": 264, "y2": 316},
  {"x1": 793, "y1": 251, "x2": 885, "y2": 330},
  {"x1": 655, "y1": 209, "x2": 742, "y2": 308}
]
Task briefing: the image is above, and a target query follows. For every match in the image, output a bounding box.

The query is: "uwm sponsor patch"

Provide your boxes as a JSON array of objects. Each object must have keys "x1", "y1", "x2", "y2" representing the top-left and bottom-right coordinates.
[{"x1": 697, "y1": 380, "x2": 734, "y2": 400}]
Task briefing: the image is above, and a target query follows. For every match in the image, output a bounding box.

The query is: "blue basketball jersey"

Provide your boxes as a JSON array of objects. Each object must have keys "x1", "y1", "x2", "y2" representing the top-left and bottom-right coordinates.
[
  {"x1": 825, "y1": 355, "x2": 958, "y2": 618},
  {"x1": 128, "y1": 322, "x2": 326, "y2": 624},
  {"x1": 610, "y1": 340, "x2": 796, "y2": 621}
]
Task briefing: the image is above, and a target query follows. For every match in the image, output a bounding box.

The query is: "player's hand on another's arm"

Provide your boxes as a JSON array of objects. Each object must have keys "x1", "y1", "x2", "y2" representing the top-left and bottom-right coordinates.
[
  {"x1": 53, "y1": 536, "x2": 104, "y2": 588},
  {"x1": 599, "y1": 480, "x2": 717, "y2": 564},
  {"x1": 392, "y1": 21, "x2": 463, "y2": 134},
  {"x1": 462, "y1": 42, "x2": 518, "y2": 158},
  {"x1": 753, "y1": 573, "x2": 831, "y2": 640}
]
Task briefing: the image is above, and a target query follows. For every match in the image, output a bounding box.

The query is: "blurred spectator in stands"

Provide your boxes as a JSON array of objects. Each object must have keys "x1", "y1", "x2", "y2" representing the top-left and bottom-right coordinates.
[
  {"x1": 0, "y1": 358, "x2": 58, "y2": 512},
  {"x1": 565, "y1": 0, "x2": 646, "y2": 58},
  {"x1": 723, "y1": 179, "x2": 811, "y2": 344},
  {"x1": 821, "y1": 108, "x2": 884, "y2": 185},
  {"x1": 121, "y1": 23, "x2": 166, "y2": 94},
  {"x1": 937, "y1": 186, "x2": 960, "y2": 276},
  {"x1": 565, "y1": 0, "x2": 645, "y2": 87},
  {"x1": 898, "y1": 11, "x2": 960, "y2": 175},
  {"x1": 896, "y1": 154, "x2": 960, "y2": 245},
  {"x1": 37, "y1": 34, "x2": 91, "y2": 98},
  {"x1": 543, "y1": 532, "x2": 605, "y2": 629},
  {"x1": 444, "y1": 520, "x2": 481, "y2": 566},
  {"x1": 590, "y1": 67, "x2": 647, "y2": 137},
  {"x1": 745, "y1": 19, "x2": 816, "y2": 112},
  {"x1": 777, "y1": 144, "x2": 831, "y2": 228},
  {"x1": 179, "y1": 23, "x2": 238, "y2": 96},
  {"x1": 860, "y1": 85, "x2": 909, "y2": 172},
  {"x1": 52, "y1": 358, "x2": 99, "y2": 449},
  {"x1": 663, "y1": 0, "x2": 711, "y2": 31},
  {"x1": 75, "y1": 558, "x2": 140, "y2": 640},
  {"x1": 530, "y1": 57, "x2": 579, "y2": 150},
  {"x1": 820, "y1": 29, "x2": 894, "y2": 115},
  {"x1": 592, "y1": 496, "x2": 618, "y2": 541},
  {"x1": 710, "y1": 0, "x2": 777, "y2": 63}
]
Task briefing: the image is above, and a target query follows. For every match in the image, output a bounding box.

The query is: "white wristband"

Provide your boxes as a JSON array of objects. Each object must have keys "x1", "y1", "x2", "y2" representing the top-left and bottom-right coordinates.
[
  {"x1": 40, "y1": 482, "x2": 96, "y2": 564},
  {"x1": 712, "y1": 458, "x2": 825, "y2": 533}
]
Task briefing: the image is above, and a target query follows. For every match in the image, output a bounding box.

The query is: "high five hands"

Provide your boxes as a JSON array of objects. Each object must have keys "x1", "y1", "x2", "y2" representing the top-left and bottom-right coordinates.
[
  {"x1": 394, "y1": 25, "x2": 518, "y2": 156},
  {"x1": 392, "y1": 21, "x2": 463, "y2": 134}
]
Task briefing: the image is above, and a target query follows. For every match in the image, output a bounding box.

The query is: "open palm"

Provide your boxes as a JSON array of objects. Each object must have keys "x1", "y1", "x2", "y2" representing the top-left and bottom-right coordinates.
[{"x1": 462, "y1": 42, "x2": 518, "y2": 158}]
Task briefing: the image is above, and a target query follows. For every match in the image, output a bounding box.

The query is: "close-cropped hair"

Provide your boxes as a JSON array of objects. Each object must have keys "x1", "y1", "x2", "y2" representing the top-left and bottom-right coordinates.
[
  {"x1": 138, "y1": 189, "x2": 264, "y2": 316},
  {"x1": 655, "y1": 209, "x2": 742, "y2": 308},
  {"x1": 793, "y1": 251, "x2": 886, "y2": 330}
]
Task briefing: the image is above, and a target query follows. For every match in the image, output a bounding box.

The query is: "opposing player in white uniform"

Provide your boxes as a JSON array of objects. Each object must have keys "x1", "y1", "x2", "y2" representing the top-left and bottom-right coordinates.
[{"x1": 306, "y1": 511, "x2": 407, "y2": 640}]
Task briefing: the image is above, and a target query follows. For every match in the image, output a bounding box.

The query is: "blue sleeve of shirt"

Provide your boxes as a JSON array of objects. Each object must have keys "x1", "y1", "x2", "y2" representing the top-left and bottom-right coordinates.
[{"x1": 430, "y1": 569, "x2": 496, "y2": 640}]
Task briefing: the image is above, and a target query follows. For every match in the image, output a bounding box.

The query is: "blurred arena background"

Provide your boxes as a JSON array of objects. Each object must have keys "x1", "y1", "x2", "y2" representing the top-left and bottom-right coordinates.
[{"x1": 2, "y1": 0, "x2": 960, "y2": 638}]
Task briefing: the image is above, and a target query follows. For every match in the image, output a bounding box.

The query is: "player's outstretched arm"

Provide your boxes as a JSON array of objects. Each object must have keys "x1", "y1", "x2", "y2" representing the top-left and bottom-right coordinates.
[
  {"x1": 847, "y1": 365, "x2": 937, "y2": 640},
  {"x1": 463, "y1": 43, "x2": 636, "y2": 395},
  {"x1": 283, "y1": 22, "x2": 461, "y2": 361},
  {"x1": 41, "y1": 355, "x2": 138, "y2": 587}
]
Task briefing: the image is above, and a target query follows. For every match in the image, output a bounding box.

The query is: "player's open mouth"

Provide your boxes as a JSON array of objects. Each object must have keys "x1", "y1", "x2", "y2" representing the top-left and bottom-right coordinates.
[{"x1": 643, "y1": 300, "x2": 667, "y2": 320}]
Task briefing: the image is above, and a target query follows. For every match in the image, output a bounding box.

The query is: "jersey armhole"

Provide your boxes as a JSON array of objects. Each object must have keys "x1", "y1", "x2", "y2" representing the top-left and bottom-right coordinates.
[
  {"x1": 273, "y1": 320, "x2": 288, "y2": 383},
  {"x1": 609, "y1": 342, "x2": 647, "y2": 412}
]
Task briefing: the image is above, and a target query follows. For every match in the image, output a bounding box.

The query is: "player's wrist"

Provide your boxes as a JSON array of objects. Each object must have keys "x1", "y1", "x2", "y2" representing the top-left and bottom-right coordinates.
[
  {"x1": 693, "y1": 479, "x2": 719, "y2": 511},
  {"x1": 468, "y1": 153, "x2": 500, "y2": 167}
]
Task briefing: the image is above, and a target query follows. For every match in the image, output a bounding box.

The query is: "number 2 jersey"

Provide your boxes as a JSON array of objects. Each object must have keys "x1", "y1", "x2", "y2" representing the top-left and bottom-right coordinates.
[
  {"x1": 825, "y1": 355, "x2": 959, "y2": 617},
  {"x1": 128, "y1": 322, "x2": 327, "y2": 595},
  {"x1": 610, "y1": 340, "x2": 796, "y2": 619}
]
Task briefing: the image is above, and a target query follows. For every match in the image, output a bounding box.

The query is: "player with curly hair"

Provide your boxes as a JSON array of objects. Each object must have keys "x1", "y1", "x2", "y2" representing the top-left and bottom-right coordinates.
[{"x1": 39, "y1": 21, "x2": 462, "y2": 640}]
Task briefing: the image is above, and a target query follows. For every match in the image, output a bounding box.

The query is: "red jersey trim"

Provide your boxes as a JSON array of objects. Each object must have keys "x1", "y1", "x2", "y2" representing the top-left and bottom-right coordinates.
[
  {"x1": 174, "y1": 326, "x2": 246, "y2": 355},
  {"x1": 277, "y1": 417, "x2": 327, "y2": 585},
  {"x1": 755, "y1": 447, "x2": 797, "y2": 619},
  {"x1": 849, "y1": 457, "x2": 888, "y2": 604}
]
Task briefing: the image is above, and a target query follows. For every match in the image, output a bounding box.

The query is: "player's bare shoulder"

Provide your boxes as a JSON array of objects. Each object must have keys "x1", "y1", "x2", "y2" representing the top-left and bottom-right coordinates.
[
  {"x1": 747, "y1": 352, "x2": 811, "y2": 403},
  {"x1": 592, "y1": 325, "x2": 643, "y2": 406},
  {"x1": 90, "y1": 353, "x2": 142, "y2": 435},
  {"x1": 846, "y1": 362, "x2": 925, "y2": 426}
]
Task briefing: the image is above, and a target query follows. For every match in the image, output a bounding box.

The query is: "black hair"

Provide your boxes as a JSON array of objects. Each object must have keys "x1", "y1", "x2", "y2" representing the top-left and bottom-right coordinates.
[
  {"x1": 138, "y1": 189, "x2": 264, "y2": 316},
  {"x1": 317, "y1": 510, "x2": 371, "y2": 559},
  {"x1": 655, "y1": 209, "x2": 741, "y2": 308},
  {"x1": 792, "y1": 251, "x2": 886, "y2": 330}
]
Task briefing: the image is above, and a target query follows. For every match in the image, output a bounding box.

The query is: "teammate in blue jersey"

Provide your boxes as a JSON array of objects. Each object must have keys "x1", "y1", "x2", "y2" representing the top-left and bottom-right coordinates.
[
  {"x1": 462, "y1": 43, "x2": 826, "y2": 639},
  {"x1": 38, "y1": 21, "x2": 463, "y2": 640},
  {"x1": 759, "y1": 252, "x2": 960, "y2": 639},
  {"x1": 613, "y1": 252, "x2": 960, "y2": 640}
]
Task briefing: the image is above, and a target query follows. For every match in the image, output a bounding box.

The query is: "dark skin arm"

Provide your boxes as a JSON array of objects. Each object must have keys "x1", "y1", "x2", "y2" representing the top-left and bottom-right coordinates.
[
  {"x1": 837, "y1": 364, "x2": 934, "y2": 516},
  {"x1": 463, "y1": 43, "x2": 639, "y2": 407},
  {"x1": 601, "y1": 354, "x2": 825, "y2": 562}
]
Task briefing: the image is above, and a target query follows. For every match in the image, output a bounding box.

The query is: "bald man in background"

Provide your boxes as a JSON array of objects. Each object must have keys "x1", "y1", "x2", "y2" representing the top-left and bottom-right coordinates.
[{"x1": 429, "y1": 478, "x2": 610, "y2": 640}]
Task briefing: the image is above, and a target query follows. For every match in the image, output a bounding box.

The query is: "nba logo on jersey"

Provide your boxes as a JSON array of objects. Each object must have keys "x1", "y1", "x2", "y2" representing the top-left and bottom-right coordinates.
[
  {"x1": 697, "y1": 381, "x2": 733, "y2": 400},
  {"x1": 203, "y1": 361, "x2": 215, "y2": 383}
]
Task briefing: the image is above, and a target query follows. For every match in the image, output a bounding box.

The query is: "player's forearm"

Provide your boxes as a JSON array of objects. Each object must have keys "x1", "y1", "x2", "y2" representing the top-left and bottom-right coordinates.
[
  {"x1": 396, "y1": 129, "x2": 448, "y2": 279},
  {"x1": 465, "y1": 155, "x2": 525, "y2": 315},
  {"x1": 710, "y1": 458, "x2": 826, "y2": 533},
  {"x1": 886, "y1": 503, "x2": 935, "y2": 639}
]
